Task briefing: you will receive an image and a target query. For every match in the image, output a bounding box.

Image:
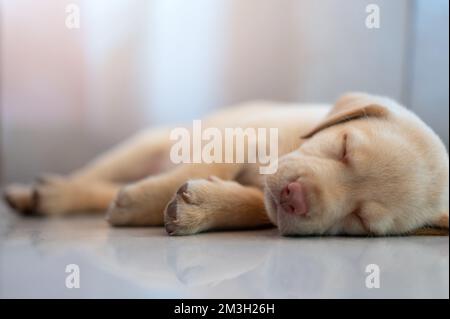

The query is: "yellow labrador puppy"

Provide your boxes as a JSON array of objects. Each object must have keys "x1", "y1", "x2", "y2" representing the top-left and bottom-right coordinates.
[{"x1": 3, "y1": 93, "x2": 449, "y2": 236}]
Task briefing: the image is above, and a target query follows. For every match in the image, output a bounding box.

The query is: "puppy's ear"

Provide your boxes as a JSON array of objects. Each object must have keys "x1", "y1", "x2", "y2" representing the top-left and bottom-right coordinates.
[
  {"x1": 302, "y1": 92, "x2": 390, "y2": 138},
  {"x1": 410, "y1": 212, "x2": 449, "y2": 236}
]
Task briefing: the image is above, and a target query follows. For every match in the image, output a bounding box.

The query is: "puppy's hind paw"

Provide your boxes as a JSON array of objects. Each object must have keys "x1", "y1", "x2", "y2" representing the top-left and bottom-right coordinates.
[{"x1": 2, "y1": 184, "x2": 35, "y2": 215}]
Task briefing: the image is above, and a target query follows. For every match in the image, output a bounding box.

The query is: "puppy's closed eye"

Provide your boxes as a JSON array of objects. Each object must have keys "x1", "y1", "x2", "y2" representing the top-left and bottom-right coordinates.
[{"x1": 341, "y1": 133, "x2": 350, "y2": 164}]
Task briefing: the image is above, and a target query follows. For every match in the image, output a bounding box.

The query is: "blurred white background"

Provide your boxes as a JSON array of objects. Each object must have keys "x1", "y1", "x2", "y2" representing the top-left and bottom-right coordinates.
[{"x1": 1, "y1": 0, "x2": 448, "y2": 183}]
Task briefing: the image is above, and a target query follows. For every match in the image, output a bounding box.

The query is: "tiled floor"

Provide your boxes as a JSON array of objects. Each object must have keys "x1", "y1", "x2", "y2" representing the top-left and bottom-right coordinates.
[{"x1": 0, "y1": 202, "x2": 448, "y2": 299}]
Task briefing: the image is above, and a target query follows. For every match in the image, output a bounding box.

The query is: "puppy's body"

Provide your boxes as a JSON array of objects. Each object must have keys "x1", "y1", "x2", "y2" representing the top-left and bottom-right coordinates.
[{"x1": 3, "y1": 93, "x2": 449, "y2": 236}]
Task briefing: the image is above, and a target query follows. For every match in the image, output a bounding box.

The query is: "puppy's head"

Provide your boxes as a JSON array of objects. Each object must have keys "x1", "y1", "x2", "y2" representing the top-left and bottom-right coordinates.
[{"x1": 264, "y1": 93, "x2": 449, "y2": 236}]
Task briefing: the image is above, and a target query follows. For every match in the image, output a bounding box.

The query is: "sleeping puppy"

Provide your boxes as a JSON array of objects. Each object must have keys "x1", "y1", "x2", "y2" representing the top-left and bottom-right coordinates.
[
  {"x1": 3, "y1": 93, "x2": 449, "y2": 236},
  {"x1": 264, "y1": 94, "x2": 449, "y2": 236}
]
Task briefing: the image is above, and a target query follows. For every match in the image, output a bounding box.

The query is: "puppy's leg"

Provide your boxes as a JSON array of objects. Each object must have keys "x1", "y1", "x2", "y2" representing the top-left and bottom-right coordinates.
[
  {"x1": 164, "y1": 177, "x2": 272, "y2": 235},
  {"x1": 71, "y1": 127, "x2": 173, "y2": 182},
  {"x1": 107, "y1": 164, "x2": 242, "y2": 226},
  {"x1": 4, "y1": 176, "x2": 120, "y2": 216},
  {"x1": 33, "y1": 176, "x2": 120, "y2": 215},
  {"x1": 3, "y1": 127, "x2": 172, "y2": 215}
]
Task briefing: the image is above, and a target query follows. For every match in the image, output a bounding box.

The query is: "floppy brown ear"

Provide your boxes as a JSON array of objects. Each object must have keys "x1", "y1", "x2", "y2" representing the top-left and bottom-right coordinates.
[
  {"x1": 410, "y1": 212, "x2": 449, "y2": 236},
  {"x1": 302, "y1": 92, "x2": 390, "y2": 138}
]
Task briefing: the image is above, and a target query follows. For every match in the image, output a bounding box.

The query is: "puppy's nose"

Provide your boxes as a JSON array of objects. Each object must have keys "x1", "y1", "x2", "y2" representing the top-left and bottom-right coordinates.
[{"x1": 280, "y1": 182, "x2": 309, "y2": 215}]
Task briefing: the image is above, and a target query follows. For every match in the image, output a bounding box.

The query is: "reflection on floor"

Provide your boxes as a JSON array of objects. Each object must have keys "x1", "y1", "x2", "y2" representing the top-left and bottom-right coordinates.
[{"x1": 0, "y1": 203, "x2": 448, "y2": 298}]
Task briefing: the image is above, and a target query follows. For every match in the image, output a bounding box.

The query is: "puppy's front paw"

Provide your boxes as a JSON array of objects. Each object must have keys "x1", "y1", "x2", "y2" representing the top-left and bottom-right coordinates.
[{"x1": 164, "y1": 179, "x2": 228, "y2": 236}]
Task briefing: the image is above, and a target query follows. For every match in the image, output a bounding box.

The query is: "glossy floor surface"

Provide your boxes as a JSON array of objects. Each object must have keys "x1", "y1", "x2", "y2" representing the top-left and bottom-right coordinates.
[{"x1": 0, "y1": 203, "x2": 448, "y2": 299}]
